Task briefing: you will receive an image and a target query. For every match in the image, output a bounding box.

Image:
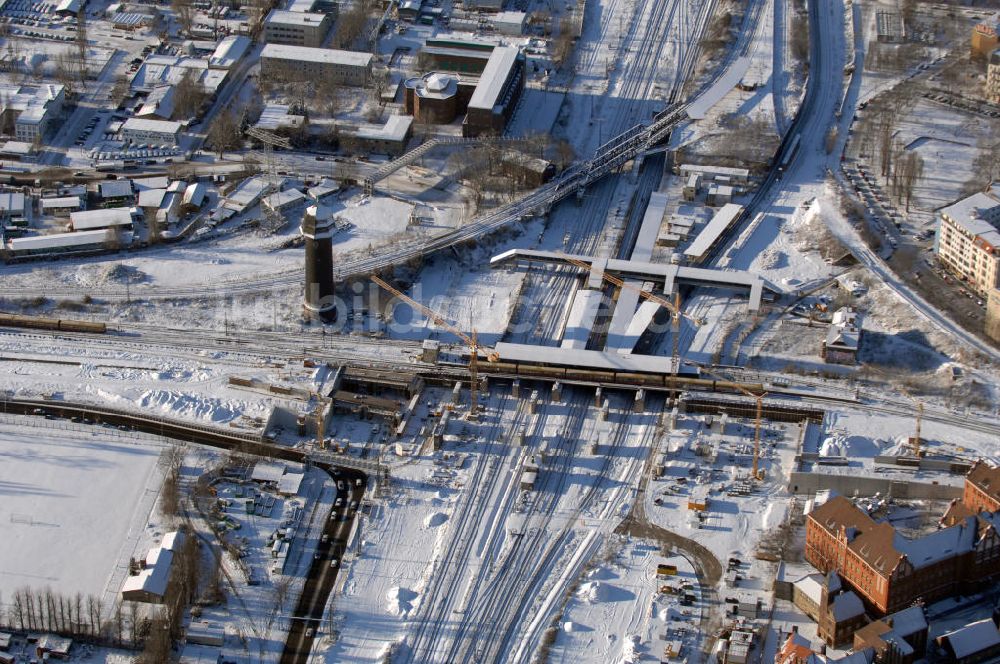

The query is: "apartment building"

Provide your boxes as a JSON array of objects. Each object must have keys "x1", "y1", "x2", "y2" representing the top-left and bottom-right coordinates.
[
  {"x1": 263, "y1": 10, "x2": 332, "y2": 48},
  {"x1": 934, "y1": 189, "x2": 1000, "y2": 296},
  {"x1": 987, "y1": 49, "x2": 1000, "y2": 103},
  {"x1": 260, "y1": 44, "x2": 372, "y2": 87}
]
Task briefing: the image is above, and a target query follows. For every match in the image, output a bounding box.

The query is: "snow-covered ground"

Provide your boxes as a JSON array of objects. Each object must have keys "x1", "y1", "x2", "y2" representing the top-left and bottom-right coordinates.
[
  {"x1": 549, "y1": 537, "x2": 699, "y2": 664},
  {"x1": 0, "y1": 421, "x2": 166, "y2": 606}
]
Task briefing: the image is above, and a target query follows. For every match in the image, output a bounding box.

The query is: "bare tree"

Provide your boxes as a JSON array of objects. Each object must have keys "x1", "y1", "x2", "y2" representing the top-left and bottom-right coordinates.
[
  {"x1": 173, "y1": 70, "x2": 207, "y2": 120},
  {"x1": 173, "y1": 0, "x2": 195, "y2": 36},
  {"x1": 206, "y1": 110, "x2": 242, "y2": 157},
  {"x1": 897, "y1": 151, "x2": 923, "y2": 212},
  {"x1": 75, "y1": 8, "x2": 88, "y2": 81}
]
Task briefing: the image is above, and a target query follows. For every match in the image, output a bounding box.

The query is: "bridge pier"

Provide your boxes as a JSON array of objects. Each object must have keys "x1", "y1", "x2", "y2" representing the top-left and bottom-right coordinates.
[
  {"x1": 594, "y1": 386, "x2": 603, "y2": 408},
  {"x1": 633, "y1": 389, "x2": 646, "y2": 413},
  {"x1": 552, "y1": 381, "x2": 562, "y2": 403},
  {"x1": 512, "y1": 379, "x2": 521, "y2": 398}
]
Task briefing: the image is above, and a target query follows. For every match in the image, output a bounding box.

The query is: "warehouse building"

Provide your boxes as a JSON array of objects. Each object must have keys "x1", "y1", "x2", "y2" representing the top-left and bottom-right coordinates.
[
  {"x1": 463, "y1": 46, "x2": 525, "y2": 137},
  {"x1": 41, "y1": 196, "x2": 83, "y2": 217},
  {"x1": 209, "y1": 35, "x2": 251, "y2": 69},
  {"x1": 121, "y1": 117, "x2": 182, "y2": 147},
  {"x1": 121, "y1": 531, "x2": 185, "y2": 604},
  {"x1": 0, "y1": 192, "x2": 27, "y2": 226},
  {"x1": 70, "y1": 207, "x2": 136, "y2": 232},
  {"x1": 6, "y1": 229, "x2": 122, "y2": 256},
  {"x1": 263, "y1": 10, "x2": 332, "y2": 47},
  {"x1": 260, "y1": 44, "x2": 372, "y2": 86}
]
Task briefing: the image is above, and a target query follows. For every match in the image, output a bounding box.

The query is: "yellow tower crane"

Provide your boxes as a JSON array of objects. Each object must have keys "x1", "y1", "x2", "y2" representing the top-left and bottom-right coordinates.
[
  {"x1": 371, "y1": 275, "x2": 499, "y2": 417},
  {"x1": 559, "y1": 255, "x2": 705, "y2": 380}
]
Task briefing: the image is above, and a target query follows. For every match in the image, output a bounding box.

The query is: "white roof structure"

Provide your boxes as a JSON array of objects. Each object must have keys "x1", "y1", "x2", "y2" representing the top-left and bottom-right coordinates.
[
  {"x1": 830, "y1": 591, "x2": 864, "y2": 621},
  {"x1": 133, "y1": 176, "x2": 170, "y2": 191},
  {"x1": 491, "y1": 248, "x2": 767, "y2": 311},
  {"x1": 353, "y1": 114, "x2": 413, "y2": 142},
  {"x1": 8, "y1": 229, "x2": 115, "y2": 252},
  {"x1": 138, "y1": 188, "x2": 167, "y2": 209},
  {"x1": 0, "y1": 191, "x2": 26, "y2": 215},
  {"x1": 278, "y1": 472, "x2": 304, "y2": 495},
  {"x1": 307, "y1": 178, "x2": 339, "y2": 201},
  {"x1": 260, "y1": 44, "x2": 372, "y2": 68},
  {"x1": 251, "y1": 461, "x2": 286, "y2": 483},
  {"x1": 183, "y1": 182, "x2": 206, "y2": 208},
  {"x1": 224, "y1": 176, "x2": 279, "y2": 211},
  {"x1": 604, "y1": 282, "x2": 643, "y2": 353},
  {"x1": 792, "y1": 573, "x2": 825, "y2": 606},
  {"x1": 131, "y1": 56, "x2": 227, "y2": 95},
  {"x1": 940, "y1": 191, "x2": 1000, "y2": 242},
  {"x1": 136, "y1": 85, "x2": 176, "y2": 119},
  {"x1": 0, "y1": 141, "x2": 33, "y2": 156},
  {"x1": 161, "y1": 530, "x2": 184, "y2": 552},
  {"x1": 684, "y1": 203, "x2": 744, "y2": 261},
  {"x1": 179, "y1": 644, "x2": 222, "y2": 664},
  {"x1": 686, "y1": 56, "x2": 751, "y2": 120},
  {"x1": 266, "y1": 9, "x2": 327, "y2": 26},
  {"x1": 122, "y1": 117, "x2": 182, "y2": 136},
  {"x1": 561, "y1": 289, "x2": 604, "y2": 350},
  {"x1": 941, "y1": 619, "x2": 1000, "y2": 659},
  {"x1": 255, "y1": 104, "x2": 305, "y2": 131},
  {"x1": 632, "y1": 192, "x2": 668, "y2": 262},
  {"x1": 71, "y1": 208, "x2": 134, "y2": 231},
  {"x1": 494, "y1": 342, "x2": 684, "y2": 375},
  {"x1": 121, "y1": 549, "x2": 173, "y2": 598},
  {"x1": 263, "y1": 188, "x2": 306, "y2": 212},
  {"x1": 209, "y1": 35, "x2": 250, "y2": 69},
  {"x1": 468, "y1": 46, "x2": 519, "y2": 111},
  {"x1": 825, "y1": 307, "x2": 862, "y2": 353},
  {"x1": 41, "y1": 196, "x2": 82, "y2": 211}
]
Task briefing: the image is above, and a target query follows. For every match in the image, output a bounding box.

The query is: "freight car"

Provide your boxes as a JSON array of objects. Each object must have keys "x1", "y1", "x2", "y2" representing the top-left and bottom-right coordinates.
[
  {"x1": 0, "y1": 313, "x2": 107, "y2": 334},
  {"x1": 481, "y1": 360, "x2": 762, "y2": 395}
]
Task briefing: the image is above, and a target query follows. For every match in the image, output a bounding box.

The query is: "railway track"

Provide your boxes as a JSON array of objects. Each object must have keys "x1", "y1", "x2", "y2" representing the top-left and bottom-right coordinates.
[{"x1": 401, "y1": 390, "x2": 530, "y2": 663}]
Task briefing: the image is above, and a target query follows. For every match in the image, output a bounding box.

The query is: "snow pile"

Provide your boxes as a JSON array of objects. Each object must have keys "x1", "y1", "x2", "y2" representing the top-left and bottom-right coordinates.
[
  {"x1": 576, "y1": 580, "x2": 614, "y2": 604},
  {"x1": 563, "y1": 621, "x2": 577, "y2": 633},
  {"x1": 423, "y1": 512, "x2": 448, "y2": 528},
  {"x1": 137, "y1": 390, "x2": 242, "y2": 423},
  {"x1": 385, "y1": 586, "x2": 418, "y2": 617},
  {"x1": 619, "y1": 635, "x2": 641, "y2": 663},
  {"x1": 758, "y1": 247, "x2": 783, "y2": 269},
  {"x1": 101, "y1": 263, "x2": 148, "y2": 285},
  {"x1": 819, "y1": 433, "x2": 847, "y2": 457}
]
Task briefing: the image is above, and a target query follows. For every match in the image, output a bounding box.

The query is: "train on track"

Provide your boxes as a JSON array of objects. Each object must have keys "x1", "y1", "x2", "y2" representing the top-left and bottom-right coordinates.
[
  {"x1": 0, "y1": 313, "x2": 107, "y2": 334},
  {"x1": 480, "y1": 360, "x2": 764, "y2": 394}
]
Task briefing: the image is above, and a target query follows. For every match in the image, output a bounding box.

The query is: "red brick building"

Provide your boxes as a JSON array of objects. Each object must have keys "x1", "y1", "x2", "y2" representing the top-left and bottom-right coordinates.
[
  {"x1": 805, "y1": 491, "x2": 1000, "y2": 615},
  {"x1": 963, "y1": 460, "x2": 1000, "y2": 514}
]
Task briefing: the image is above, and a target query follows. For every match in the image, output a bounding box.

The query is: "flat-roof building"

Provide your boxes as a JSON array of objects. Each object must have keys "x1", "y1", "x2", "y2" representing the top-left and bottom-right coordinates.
[
  {"x1": 260, "y1": 44, "x2": 372, "y2": 87},
  {"x1": 209, "y1": 35, "x2": 251, "y2": 69},
  {"x1": 463, "y1": 46, "x2": 525, "y2": 137},
  {"x1": 0, "y1": 83, "x2": 65, "y2": 143},
  {"x1": 121, "y1": 117, "x2": 182, "y2": 146},
  {"x1": 264, "y1": 10, "x2": 332, "y2": 48},
  {"x1": 421, "y1": 36, "x2": 498, "y2": 74},
  {"x1": 7, "y1": 228, "x2": 122, "y2": 255},
  {"x1": 70, "y1": 207, "x2": 136, "y2": 232}
]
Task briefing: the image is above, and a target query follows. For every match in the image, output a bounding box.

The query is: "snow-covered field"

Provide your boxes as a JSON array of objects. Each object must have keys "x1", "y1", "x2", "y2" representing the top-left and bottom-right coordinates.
[{"x1": 0, "y1": 422, "x2": 165, "y2": 604}]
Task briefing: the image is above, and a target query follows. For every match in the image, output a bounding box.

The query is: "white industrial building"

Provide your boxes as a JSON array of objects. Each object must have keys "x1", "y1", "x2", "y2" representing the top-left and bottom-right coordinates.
[
  {"x1": 70, "y1": 207, "x2": 136, "y2": 232},
  {"x1": 260, "y1": 44, "x2": 372, "y2": 86},
  {"x1": 7, "y1": 229, "x2": 122, "y2": 256},
  {"x1": 209, "y1": 35, "x2": 251, "y2": 69}
]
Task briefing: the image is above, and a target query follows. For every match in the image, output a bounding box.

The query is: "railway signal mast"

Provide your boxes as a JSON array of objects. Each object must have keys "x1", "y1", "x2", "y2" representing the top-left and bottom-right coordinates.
[{"x1": 370, "y1": 275, "x2": 498, "y2": 418}]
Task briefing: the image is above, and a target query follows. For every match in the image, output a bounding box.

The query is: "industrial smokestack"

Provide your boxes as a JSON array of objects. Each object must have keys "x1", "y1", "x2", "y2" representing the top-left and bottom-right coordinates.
[{"x1": 301, "y1": 205, "x2": 336, "y2": 322}]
